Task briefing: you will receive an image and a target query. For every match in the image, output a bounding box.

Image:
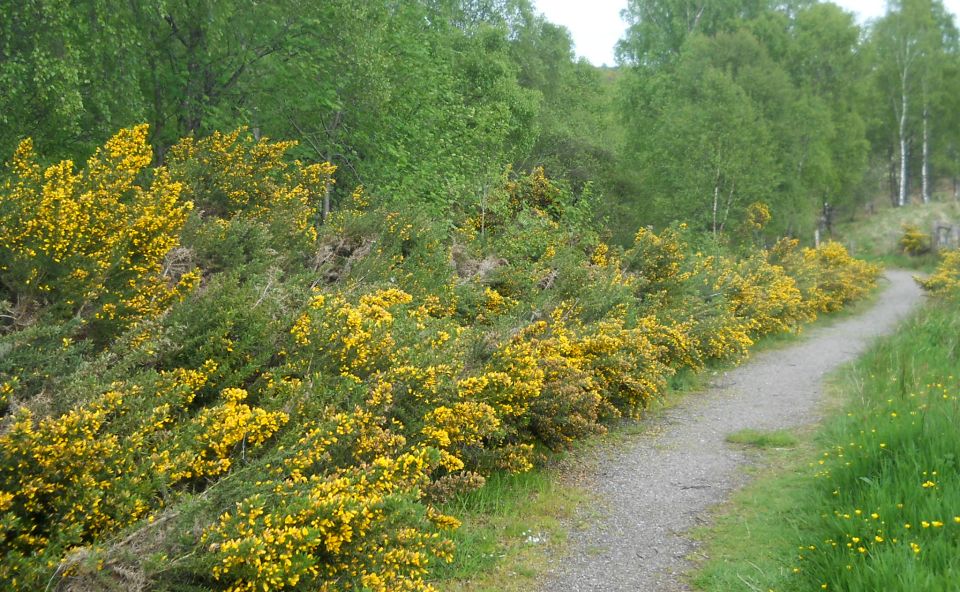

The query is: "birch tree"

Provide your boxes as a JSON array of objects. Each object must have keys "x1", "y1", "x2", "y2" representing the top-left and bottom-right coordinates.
[{"x1": 873, "y1": 0, "x2": 957, "y2": 206}]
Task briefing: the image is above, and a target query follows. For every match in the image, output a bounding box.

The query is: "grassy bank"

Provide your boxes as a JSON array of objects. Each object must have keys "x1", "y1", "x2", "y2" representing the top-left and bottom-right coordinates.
[
  {"x1": 835, "y1": 199, "x2": 960, "y2": 270},
  {"x1": 693, "y1": 288, "x2": 960, "y2": 591}
]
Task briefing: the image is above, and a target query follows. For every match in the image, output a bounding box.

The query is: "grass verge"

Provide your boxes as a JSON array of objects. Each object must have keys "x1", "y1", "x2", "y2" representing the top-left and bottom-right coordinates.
[
  {"x1": 429, "y1": 469, "x2": 587, "y2": 591},
  {"x1": 692, "y1": 296, "x2": 960, "y2": 592}
]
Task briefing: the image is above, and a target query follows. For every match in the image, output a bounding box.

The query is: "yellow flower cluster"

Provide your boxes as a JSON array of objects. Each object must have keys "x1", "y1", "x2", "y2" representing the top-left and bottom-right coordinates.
[
  {"x1": 166, "y1": 128, "x2": 336, "y2": 242},
  {"x1": 799, "y1": 241, "x2": 881, "y2": 312},
  {"x1": 624, "y1": 230, "x2": 878, "y2": 364},
  {"x1": 0, "y1": 379, "x2": 14, "y2": 411},
  {"x1": 481, "y1": 287, "x2": 512, "y2": 315},
  {"x1": 899, "y1": 223, "x2": 930, "y2": 256},
  {"x1": 505, "y1": 166, "x2": 564, "y2": 219},
  {"x1": 422, "y1": 402, "x2": 501, "y2": 471},
  {"x1": 466, "y1": 305, "x2": 678, "y2": 454},
  {"x1": 745, "y1": 201, "x2": 772, "y2": 231},
  {"x1": 0, "y1": 125, "x2": 195, "y2": 329},
  {"x1": 0, "y1": 391, "x2": 136, "y2": 557},
  {"x1": 169, "y1": 388, "x2": 288, "y2": 481},
  {"x1": 629, "y1": 225, "x2": 687, "y2": 284},
  {"x1": 289, "y1": 288, "x2": 413, "y2": 378},
  {"x1": 203, "y1": 411, "x2": 456, "y2": 592},
  {"x1": 919, "y1": 249, "x2": 960, "y2": 296},
  {"x1": 0, "y1": 358, "x2": 259, "y2": 586},
  {"x1": 591, "y1": 242, "x2": 610, "y2": 267},
  {"x1": 721, "y1": 255, "x2": 811, "y2": 336}
]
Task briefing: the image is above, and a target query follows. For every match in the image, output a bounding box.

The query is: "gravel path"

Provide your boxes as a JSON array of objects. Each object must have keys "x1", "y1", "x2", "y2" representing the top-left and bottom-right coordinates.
[{"x1": 539, "y1": 270, "x2": 924, "y2": 592}]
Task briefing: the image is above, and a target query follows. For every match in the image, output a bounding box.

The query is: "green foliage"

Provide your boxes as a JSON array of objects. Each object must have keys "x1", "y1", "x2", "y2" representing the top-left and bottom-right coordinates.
[
  {"x1": 0, "y1": 126, "x2": 196, "y2": 342},
  {"x1": 919, "y1": 248, "x2": 960, "y2": 294},
  {"x1": 618, "y1": 4, "x2": 877, "y2": 239},
  {"x1": 0, "y1": 0, "x2": 146, "y2": 158}
]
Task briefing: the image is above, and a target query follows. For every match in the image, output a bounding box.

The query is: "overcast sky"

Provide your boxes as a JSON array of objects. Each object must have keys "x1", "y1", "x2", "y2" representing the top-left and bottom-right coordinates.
[{"x1": 533, "y1": 1, "x2": 960, "y2": 67}]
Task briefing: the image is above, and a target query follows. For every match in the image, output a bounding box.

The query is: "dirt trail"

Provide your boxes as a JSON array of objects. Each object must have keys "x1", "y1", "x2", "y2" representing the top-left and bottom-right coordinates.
[{"x1": 539, "y1": 270, "x2": 924, "y2": 592}]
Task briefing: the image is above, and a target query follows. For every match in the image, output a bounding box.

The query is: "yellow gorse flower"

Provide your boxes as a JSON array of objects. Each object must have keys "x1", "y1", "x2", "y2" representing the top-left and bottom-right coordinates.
[{"x1": 0, "y1": 125, "x2": 195, "y2": 330}]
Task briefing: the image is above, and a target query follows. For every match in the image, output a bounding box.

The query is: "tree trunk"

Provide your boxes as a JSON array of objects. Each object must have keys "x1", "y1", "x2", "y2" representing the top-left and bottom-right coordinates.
[
  {"x1": 322, "y1": 152, "x2": 332, "y2": 222},
  {"x1": 712, "y1": 183, "x2": 719, "y2": 238},
  {"x1": 953, "y1": 144, "x2": 959, "y2": 201},
  {"x1": 712, "y1": 151, "x2": 722, "y2": 238},
  {"x1": 922, "y1": 104, "x2": 931, "y2": 204},
  {"x1": 889, "y1": 149, "x2": 899, "y2": 207},
  {"x1": 898, "y1": 90, "x2": 909, "y2": 207}
]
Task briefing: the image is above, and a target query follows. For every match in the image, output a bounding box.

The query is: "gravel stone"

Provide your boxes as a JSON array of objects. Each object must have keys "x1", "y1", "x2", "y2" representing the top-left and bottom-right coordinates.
[{"x1": 538, "y1": 270, "x2": 924, "y2": 592}]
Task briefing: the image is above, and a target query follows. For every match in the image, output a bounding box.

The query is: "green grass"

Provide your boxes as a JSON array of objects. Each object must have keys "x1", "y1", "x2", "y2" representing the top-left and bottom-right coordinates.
[
  {"x1": 726, "y1": 428, "x2": 799, "y2": 449},
  {"x1": 691, "y1": 440, "x2": 817, "y2": 591},
  {"x1": 430, "y1": 468, "x2": 588, "y2": 591},
  {"x1": 693, "y1": 296, "x2": 960, "y2": 592},
  {"x1": 856, "y1": 251, "x2": 940, "y2": 272}
]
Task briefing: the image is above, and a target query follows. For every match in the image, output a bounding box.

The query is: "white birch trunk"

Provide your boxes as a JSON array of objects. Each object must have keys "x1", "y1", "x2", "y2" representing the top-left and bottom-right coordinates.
[
  {"x1": 922, "y1": 105, "x2": 931, "y2": 204},
  {"x1": 712, "y1": 183, "x2": 719, "y2": 238},
  {"x1": 712, "y1": 155, "x2": 722, "y2": 238},
  {"x1": 899, "y1": 89, "x2": 909, "y2": 207}
]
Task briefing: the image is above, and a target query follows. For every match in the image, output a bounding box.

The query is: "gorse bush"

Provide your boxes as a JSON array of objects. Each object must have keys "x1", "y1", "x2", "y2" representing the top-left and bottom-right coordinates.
[
  {"x1": 0, "y1": 126, "x2": 880, "y2": 591},
  {"x1": 919, "y1": 249, "x2": 960, "y2": 296},
  {"x1": 167, "y1": 128, "x2": 336, "y2": 248},
  {"x1": 0, "y1": 125, "x2": 197, "y2": 336},
  {"x1": 899, "y1": 223, "x2": 931, "y2": 256}
]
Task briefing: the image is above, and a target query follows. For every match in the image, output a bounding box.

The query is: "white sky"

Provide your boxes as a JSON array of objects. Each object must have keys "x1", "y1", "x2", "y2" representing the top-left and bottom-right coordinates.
[{"x1": 533, "y1": 1, "x2": 960, "y2": 67}]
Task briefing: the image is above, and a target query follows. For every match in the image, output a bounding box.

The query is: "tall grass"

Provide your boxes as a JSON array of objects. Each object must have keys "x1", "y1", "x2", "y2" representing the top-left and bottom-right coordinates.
[{"x1": 696, "y1": 295, "x2": 960, "y2": 591}]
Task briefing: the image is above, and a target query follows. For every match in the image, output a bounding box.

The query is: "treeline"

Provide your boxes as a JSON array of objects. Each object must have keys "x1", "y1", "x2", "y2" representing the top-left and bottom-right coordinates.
[
  {"x1": 614, "y1": 0, "x2": 960, "y2": 241},
  {"x1": 1, "y1": 0, "x2": 617, "y2": 215},
  {"x1": 4, "y1": 1, "x2": 960, "y2": 243}
]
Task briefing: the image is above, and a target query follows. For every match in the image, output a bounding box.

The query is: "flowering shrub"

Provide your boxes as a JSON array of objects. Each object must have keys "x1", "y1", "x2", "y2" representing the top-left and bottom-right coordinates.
[
  {"x1": 167, "y1": 128, "x2": 336, "y2": 244},
  {"x1": 0, "y1": 125, "x2": 195, "y2": 333},
  {"x1": 289, "y1": 288, "x2": 414, "y2": 380},
  {"x1": 722, "y1": 254, "x2": 810, "y2": 337},
  {"x1": 0, "y1": 361, "x2": 230, "y2": 588},
  {"x1": 0, "y1": 129, "x2": 883, "y2": 591},
  {"x1": 168, "y1": 387, "x2": 288, "y2": 481},
  {"x1": 0, "y1": 392, "x2": 134, "y2": 566},
  {"x1": 201, "y1": 406, "x2": 457, "y2": 592},
  {"x1": 918, "y1": 249, "x2": 960, "y2": 296},
  {"x1": 899, "y1": 223, "x2": 930, "y2": 256},
  {"x1": 625, "y1": 225, "x2": 687, "y2": 287},
  {"x1": 744, "y1": 201, "x2": 771, "y2": 231},
  {"x1": 800, "y1": 241, "x2": 881, "y2": 312},
  {"x1": 505, "y1": 166, "x2": 565, "y2": 220},
  {"x1": 422, "y1": 401, "x2": 501, "y2": 472}
]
